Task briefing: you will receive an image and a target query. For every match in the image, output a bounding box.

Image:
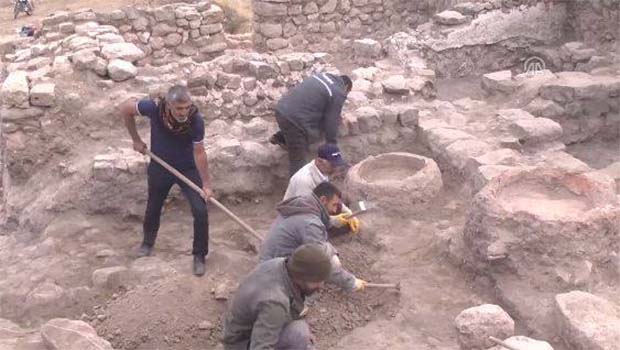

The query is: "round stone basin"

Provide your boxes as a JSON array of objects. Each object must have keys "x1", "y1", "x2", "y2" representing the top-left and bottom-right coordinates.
[
  {"x1": 498, "y1": 181, "x2": 594, "y2": 221},
  {"x1": 358, "y1": 153, "x2": 427, "y2": 184},
  {"x1": 345, "y1": 152, "x2": 443, "y2": 211}
]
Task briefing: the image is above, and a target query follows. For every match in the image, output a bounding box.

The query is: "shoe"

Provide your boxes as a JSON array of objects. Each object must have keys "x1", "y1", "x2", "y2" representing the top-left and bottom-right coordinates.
[
  {"x1": 269, "y1": 132, "x2": 287, "y2": 150},
  {"x1": 193, "y1": 255, "x2": 206, "y2": 277},
  {"x1": 137, "y1": 243, "x2": 153, "y2": 257}
]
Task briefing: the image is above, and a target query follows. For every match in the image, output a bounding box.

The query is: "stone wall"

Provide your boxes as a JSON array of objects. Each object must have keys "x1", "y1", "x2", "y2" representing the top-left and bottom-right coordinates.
[
  {"x1": 38, "y1": 2, "x2": 228, "y2": 65},
  {"x1": 250, "y1": 0, "x2": 562, "y2": 53},
  {"x1": 567, "y1": 0, "x2": 619, "y2": 50},
  {"x1": 251, "y1": 0, "x2": 435, "y2": 52}
]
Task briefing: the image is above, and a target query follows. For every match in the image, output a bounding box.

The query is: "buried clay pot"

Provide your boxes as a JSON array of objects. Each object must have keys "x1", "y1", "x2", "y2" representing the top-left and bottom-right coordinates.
[
  {"x1": 464, "y1": 167, "x2": 620, "y2": 289},
  {"x1": 344, "y1": 152, "x2": 443, "y2": 212}
]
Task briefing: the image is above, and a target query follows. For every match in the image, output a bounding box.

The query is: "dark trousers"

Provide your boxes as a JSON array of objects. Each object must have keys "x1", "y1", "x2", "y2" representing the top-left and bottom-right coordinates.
[
  {"x1": 143, "y1": 163, "x2": 209, "y2": 256},
  {"x1": 275, "y1": 111, "x2": 309, "y2": 177}
]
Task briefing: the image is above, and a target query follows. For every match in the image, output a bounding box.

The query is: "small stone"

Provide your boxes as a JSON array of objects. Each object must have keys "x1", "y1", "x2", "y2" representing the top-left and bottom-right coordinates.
[
  {"x1": 198, "y1": 321, "x2": 213, "y2": 330},
  {"x1": 164, "y1": 33, "x2": 183, "y2": 47},
  {"x1": 433, "y1": 10, "x2": 468, "y2": 25},
  {"x1": 30, "y1": 83, "x2": 56, "y2": 107},
  {"x1": 1, "y1": 70, "x2": 30, "y2": 108}
]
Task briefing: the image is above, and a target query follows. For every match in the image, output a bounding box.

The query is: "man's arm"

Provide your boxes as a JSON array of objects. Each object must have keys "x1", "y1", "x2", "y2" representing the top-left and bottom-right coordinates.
[
  {"x1": 118, "y1": 98, "x2": 147, "y2": 154},
  {"x1": 250, "y1": 302, "x2": 289, "y2": 350},
  {"x1": 323, "y1": 93, "x2": 346, "y2": 144},
  {"x1": 193, "y1": 144, "x2": 213, "y2": 198}
]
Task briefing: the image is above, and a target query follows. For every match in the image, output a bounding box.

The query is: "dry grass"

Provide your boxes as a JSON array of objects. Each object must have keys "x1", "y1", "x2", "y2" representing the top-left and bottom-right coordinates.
[{"x1": 213, "y1": 0, "x2": 253, "y2": 34}]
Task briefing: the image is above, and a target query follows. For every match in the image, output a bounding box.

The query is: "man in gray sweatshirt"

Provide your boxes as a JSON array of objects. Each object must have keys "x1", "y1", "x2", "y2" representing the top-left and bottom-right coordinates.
[
  {"x1": 270, "y1": 73, "x2": 352, "y2": 177},
  {"x1": 223, "y1": 243, "x2": 331, "y2": 350},
  {"x1": 259, "y1": 182, "x2": 367, "y2": 292}
]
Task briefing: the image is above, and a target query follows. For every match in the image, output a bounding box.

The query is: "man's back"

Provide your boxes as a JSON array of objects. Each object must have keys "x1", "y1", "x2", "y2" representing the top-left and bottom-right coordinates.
[
  {"x1": 275, "y1": 73, "x2": 347, "y2": 141},
  {"x1": 259, "y1": 195, "x2": 329, "y2": 262},
  {"x1": 223, "y1": 258, "x2": 303, "y2": 350}
]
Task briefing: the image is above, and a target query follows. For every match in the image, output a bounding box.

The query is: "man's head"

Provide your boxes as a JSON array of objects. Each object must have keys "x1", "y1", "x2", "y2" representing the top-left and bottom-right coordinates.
[
  {"x1": 340, "y1": 75, "x2": 352, "y2": 94},
  {"x1": 315, "y1": 143, "x2": 347, "y2": 176},
  {"x1": 286, "y1": 243, "x2": 332, "y2": 296},
  {"x1": 313, "y1": 181, "x2": 342, "y2": 215},
  {"x1": 166, "y1": 85, "x2": 193, "y2": 122}
]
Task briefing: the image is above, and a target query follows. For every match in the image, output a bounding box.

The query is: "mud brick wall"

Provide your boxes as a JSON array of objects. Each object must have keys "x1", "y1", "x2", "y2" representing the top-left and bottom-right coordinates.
[{"x1": 40, "y1": 1, "x2": 228, "y2": 63}]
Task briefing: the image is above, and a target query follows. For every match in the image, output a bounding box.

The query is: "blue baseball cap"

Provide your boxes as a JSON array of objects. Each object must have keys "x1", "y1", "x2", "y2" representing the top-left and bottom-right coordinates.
[{"x1": 318, "y1": 143, "x2": 346, "y2": 167}]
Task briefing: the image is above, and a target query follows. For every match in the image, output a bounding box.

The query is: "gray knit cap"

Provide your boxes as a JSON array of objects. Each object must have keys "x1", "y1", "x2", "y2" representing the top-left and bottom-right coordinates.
[{"x1": 286, "y1": 243, "x2": 332, "y2": 282}]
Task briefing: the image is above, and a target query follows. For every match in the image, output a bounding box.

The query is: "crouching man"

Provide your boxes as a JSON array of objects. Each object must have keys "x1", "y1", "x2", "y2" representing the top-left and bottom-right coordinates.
[
  {"x1": 222, "y1": 243, "x2": 331, "y2": 350},
  {"x1": 260, "y1": 182, "x2": 367, "y2": 293}
]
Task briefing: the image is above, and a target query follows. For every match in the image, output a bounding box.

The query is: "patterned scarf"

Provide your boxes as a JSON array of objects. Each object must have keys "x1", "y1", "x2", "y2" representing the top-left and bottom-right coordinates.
[{"x1": 158, "y1": 98, "x2": 198, "y2": 135}]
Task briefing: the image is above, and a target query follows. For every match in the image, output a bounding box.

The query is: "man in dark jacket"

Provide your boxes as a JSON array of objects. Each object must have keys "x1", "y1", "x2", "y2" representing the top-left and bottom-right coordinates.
[
  {"x1": 259, "y1": 182, "x2": 367, "y2": 292},
  {"x1": 223, "y1": 243, "x2": 331, "y2": 350},
  {"x1": 270, "y1": 73, "x2": 352, "y2": 176}
]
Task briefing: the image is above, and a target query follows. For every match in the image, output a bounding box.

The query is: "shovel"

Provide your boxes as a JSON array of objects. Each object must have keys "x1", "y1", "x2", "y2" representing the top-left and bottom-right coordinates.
[{"x1": 145, "y1": 150, "x2": 263, "y2": 245}]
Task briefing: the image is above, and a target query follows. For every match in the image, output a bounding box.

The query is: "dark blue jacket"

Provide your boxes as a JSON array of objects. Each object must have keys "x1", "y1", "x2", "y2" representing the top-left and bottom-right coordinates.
[{"x1": 275, "y1": 73, "x2": 348, "y2": 144}]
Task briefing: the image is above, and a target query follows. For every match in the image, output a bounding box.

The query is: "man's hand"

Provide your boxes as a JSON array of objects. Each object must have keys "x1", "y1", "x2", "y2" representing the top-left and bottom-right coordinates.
[
  {"x1": 132, "y1": 139, "x2": 147, "y2": 154},
  {"x1": 348, "y1": 217, "x2": 361, "y2": 234},
  {"x1": 330, "y1": 213, "x2": 349, "y2": 228},
  {"x1": 353, "y1": 278, "x2": 368, "y2": 292},
  {"x1": 202, "y1": 186, "x2": 214, "y2": 199}
]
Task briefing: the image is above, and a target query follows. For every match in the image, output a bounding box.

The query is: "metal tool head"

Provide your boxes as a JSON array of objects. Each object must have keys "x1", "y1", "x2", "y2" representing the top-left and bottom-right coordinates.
[{"x1": 348, "y1": 200, "x2": 378, "y2": 218}]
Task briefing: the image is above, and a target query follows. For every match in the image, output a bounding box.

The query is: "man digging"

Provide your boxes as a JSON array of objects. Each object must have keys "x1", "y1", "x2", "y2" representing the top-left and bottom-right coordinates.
[
  {"x1": 260, "y1": 182, "x2": 367, "y2": 294},
  {"x1": 270, "y1": 73, "x2": 353, "y2": 177},
  {"x1": 283, "y1": 143, "x2": 361, "y2": 235},
  {"x1": 223, "y1": 243, "x2": 331, "y2": 350},
  {"x1": 119, "y1": 85, "x2": 212, "y2": 277}
]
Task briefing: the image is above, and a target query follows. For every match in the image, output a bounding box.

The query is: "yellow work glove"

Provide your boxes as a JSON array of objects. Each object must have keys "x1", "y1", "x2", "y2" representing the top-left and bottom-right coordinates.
[
  {"x1": 348, "y1": 217, "x2": 361, "y2": 234},
  {"x1": 353, "y1": 278, "x2": 368, "y2": 292},
  {"x1": 330, "y1": 213, "x2": 349, "y2": 228}
]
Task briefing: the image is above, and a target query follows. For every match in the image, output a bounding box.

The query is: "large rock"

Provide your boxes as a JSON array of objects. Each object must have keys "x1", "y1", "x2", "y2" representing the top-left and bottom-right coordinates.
[
  {"x1": 509, "y1": 117, "x2": 563, "y2": 146},
  {"x1": 107, "y1": 59, "x2": 137, "y2": 82},
  {"x1": 25, "y1": 282, "x2": 65, "y2": 308},
  {"x1": 41, "y1": 318, "x2": 114, "y2": 350},
  {"x1": 1, "y1": 71, "x2": 29, "y2": 108},
  {"x1": 482, "y1": 70, "x2": 518, "y2": 94},
  {"x1": 555, "y1": 291, "x2": 620, "y2": 350},
  {"x1": 488, "y1": 336, "x2": 553, "y2": 350},
  {"x1": 433, "y1": 10, "x2": 468, "y2": 25},
  {"x1": 101, "y1": 42, "x2": 145, "y2": 62},
  {"x1": 455, "y1": 304, "x2": 514, "y2": 350},
  {"x1": 353, "y1": 38, "x2": 382, "y2": 59},
  {"x1": 29, "y1": 83, "x2": 56, "y2": 107},
  {"x1": 382, "y1": 75, "x2": 409, "y2": 95}
]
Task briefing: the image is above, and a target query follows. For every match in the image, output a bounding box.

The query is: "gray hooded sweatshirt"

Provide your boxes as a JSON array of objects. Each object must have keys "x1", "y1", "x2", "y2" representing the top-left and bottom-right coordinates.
[{"x1": 259, "y1": 194, "x2": 356, "y2": 291}]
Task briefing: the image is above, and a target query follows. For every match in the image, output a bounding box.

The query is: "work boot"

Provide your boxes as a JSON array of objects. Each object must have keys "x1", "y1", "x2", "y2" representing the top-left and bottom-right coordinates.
[
  {"x1": 269, "y1": 132, "x2": 287, "y2": 150},
  {"x1": 193, "y1": 255, "x2": 206, "y2": 277},
  {"x1": 137, "y1": 243, "x2": 153, "y2": 257}
]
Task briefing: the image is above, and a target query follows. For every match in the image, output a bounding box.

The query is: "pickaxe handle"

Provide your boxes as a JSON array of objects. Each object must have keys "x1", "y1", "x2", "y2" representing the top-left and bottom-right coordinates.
[
  {"x1": 145, "y1": 150, "x2": 263, "y2": 243},
  {"x1": 365, "y1": 282, "x2": 401, "y2": 290}
]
